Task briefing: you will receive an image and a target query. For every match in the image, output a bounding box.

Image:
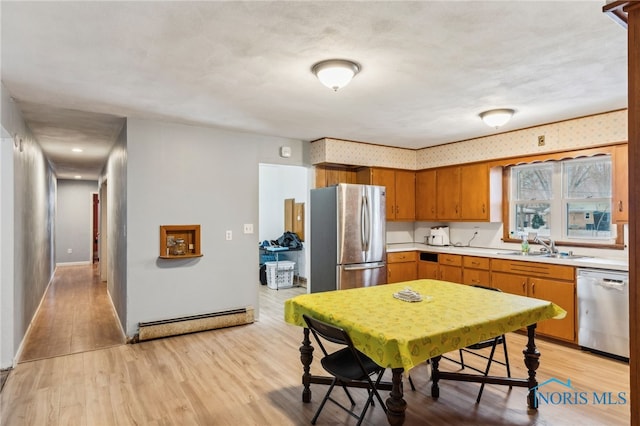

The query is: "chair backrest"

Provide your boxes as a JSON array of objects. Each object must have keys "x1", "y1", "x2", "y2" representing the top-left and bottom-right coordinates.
[
  {"x1": 303, "y1": 314, "x2": 351, "y2": 346},
  {"x1": 472, "y1": 285, "x2": 502, "y2": 292}
]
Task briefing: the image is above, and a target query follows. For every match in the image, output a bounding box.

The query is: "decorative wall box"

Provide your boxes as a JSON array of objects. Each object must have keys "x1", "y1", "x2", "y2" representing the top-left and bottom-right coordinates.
[{"x1": 159, "y1": 224, "x2": 202, "y2": 259}]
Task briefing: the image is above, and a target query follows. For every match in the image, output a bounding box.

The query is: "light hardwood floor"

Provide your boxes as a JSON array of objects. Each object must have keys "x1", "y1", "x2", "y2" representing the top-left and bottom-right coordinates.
[
  {"x1": 1, "y1": 269, "x2": 631, "y2": 425},
  {"x1": 18, "y1": 265, "x2": 125, "y2": 362}
]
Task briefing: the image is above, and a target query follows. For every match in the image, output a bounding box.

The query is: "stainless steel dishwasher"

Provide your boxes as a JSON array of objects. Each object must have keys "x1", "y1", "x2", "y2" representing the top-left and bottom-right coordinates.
[{"x1": 577, "y1": 268, "x2": 629, "y2": 359}]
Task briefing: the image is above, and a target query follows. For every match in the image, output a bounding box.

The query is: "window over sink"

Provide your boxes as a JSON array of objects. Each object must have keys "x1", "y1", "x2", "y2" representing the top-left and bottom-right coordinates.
[{"x1": 510, "y1": 155, "x2": 615, "y2": 244}]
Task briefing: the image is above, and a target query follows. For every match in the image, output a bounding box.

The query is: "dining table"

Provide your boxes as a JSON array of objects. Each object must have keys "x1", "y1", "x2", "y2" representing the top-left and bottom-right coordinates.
[{"x1": 283, "y1": 279, "x2": 566, "y2": 425}]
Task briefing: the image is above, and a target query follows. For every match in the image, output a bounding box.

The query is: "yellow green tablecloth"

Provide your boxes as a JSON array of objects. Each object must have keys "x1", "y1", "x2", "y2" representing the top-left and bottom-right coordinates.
[{"x1": 284, "y1": 279, "x2": 566, "y2": 372}]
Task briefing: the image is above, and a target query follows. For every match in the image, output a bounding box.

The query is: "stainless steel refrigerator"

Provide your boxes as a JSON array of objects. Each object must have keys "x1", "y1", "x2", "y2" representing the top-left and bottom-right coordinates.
[{"x1": 310, "y1": 184, "x2": 386, "y2": 293}]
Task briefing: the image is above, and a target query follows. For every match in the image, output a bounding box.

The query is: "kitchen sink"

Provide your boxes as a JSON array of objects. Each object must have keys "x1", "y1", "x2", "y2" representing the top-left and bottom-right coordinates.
[
  {"x1": 499, "y1": 251, "x2": 548, "y2": 256},
  {"x1": 499, "y1": 251, "x2": 589, "y2": 259},
  {"x1": 542, "y1": 253, "x2": 590, "y2": 259}
]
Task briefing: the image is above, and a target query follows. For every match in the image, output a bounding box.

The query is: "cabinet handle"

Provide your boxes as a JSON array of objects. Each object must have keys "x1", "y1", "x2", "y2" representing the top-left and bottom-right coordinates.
[
  {"x1": 482, "y1": 204, "x2": 486, "y2": 213},
  {"x1": 522, "y1": 281, "x2": 526, "y2": 292},
  {"x1": 431, "y1": 207, "x2": 435, "y2": 214},
  {"x1": 619, "y1": 200, "x2": 623, "y2": 212},
  {"x1": 471, "y1": 261, "x2": 480, "y2": 266},
  {"x1": 455, "y1": 204, "x2": 458, "y2": 214},
  {"x1": 531, "y1": 282, "x2": 535, "y2": 294}
]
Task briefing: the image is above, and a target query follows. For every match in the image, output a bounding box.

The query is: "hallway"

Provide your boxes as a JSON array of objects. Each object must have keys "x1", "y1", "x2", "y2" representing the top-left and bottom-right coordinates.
[{"x1": 18, "y1": 265, "x2": 125, "y2": 363}]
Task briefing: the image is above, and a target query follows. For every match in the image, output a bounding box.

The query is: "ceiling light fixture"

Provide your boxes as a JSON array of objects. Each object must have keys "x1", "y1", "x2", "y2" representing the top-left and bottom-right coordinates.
[
  {"x1": 312, "y1": 59, "x2": 360, "y2": 91},
  {"x1": 479, "y1": 108, "x2": 515, "y2": 128},
  {"x1": 72, "y1": 148, "x2": 83, "y2": 153},
  {"x1": 74, "y1": 175, "x2": 82, "y2": 179}
]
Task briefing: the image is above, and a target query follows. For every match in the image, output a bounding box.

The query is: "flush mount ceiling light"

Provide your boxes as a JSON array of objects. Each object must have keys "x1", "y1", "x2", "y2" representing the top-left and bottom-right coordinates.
[
  {"x1": 72, "y1": 148, "x2": 83, "y2": 153},
  {"x1": 312, "y1": 59, "x2": 360, "y2": 91},
  {"x1": 479, "y1": 108, "x2": 515, "y2": 128}
]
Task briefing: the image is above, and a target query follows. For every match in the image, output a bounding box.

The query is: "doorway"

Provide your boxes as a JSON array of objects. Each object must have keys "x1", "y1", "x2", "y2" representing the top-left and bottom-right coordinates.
[
  {"x1": 258, "y1": 164, "x2": 310, "y2": 284},
  {"x1": 93, "y1": 193, "x2": 99, "y2": 263}
]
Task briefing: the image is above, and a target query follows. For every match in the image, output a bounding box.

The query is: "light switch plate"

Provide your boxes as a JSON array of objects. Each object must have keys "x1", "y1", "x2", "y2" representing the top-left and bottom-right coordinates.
[
  {"x1": 225, "y1": 230, "x2": 232, "y2": 240},
  {"x1": 243, "y1": 224, "x2": 254, "y2": 234}
]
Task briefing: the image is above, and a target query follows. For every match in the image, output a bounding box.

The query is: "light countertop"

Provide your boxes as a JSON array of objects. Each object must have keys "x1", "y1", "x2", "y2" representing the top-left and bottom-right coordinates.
[{"x1": 387, "y1": 243, "x2": 628, "y2": 272}]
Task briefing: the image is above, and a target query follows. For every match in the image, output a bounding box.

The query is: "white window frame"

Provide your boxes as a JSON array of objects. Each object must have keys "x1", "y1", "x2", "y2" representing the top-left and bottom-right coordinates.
[{"x1": 510, "y1": 155, "x2": 615, "y2": 245}]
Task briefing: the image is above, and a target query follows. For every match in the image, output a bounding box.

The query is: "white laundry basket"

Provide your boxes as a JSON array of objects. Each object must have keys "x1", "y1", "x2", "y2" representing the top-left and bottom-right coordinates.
[{"x1": 265, "y1": 261, "x2": 295, "y2": 289}]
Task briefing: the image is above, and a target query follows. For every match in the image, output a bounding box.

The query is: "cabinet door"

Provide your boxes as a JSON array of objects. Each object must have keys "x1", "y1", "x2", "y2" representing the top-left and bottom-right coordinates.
[
  {"x1": 416, "y1": 169, "x2": 437, "y2": 220},
  {"x1": 436, "y1": 166, "x2": 460, "y2": 220},
  {"x1": 371, "y1": 168, "x2": 397, "y2": 220},
  {"x1": 418, "y1": 261, "x2": 439, "y2": 279},
  {"x1": 460, "y1": 163, "x2": 489, "y2": 220},
  {"x1": 387, "y1": 262, "x2": 417, "y2": 283},
  {"x1": 529, "y1": 278, "x2": 575, "y2": 342},
  {"x1": 491, "y1": 271, "x2": 527, "y2": 296},
  {"x1": 439, "y1": 265, "x2": 462, "y2": 283},
  {"x1": 612, "y1": 144, "x2": 628, "y2": 223},
  {"x1": 394, "y1": 170, "x2": 415, "y2": 221}
]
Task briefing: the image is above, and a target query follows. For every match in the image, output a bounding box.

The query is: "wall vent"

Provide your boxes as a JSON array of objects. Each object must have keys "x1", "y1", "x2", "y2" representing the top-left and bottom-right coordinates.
[{"x1": 136, "y1": 307, "x2": 254, "y2": 342}]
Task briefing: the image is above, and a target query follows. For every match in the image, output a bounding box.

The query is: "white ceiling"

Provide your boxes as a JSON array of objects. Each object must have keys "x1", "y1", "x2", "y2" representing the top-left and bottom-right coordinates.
[{"x1": 0, "y1": 1, "x2": 628, "y2": 180}]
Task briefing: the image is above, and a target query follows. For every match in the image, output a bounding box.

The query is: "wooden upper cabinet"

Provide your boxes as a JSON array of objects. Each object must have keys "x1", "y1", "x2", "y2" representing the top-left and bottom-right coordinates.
[
  {"x1": 416, "y1": 169, "x2": 437, "y2": 220},
  {"x1": 436, "y1": 166, "x2": 461, "y2": 220},
  {"x1": 460, "y1": 163, "x2": 490, "y2": 220},
  {"x1": 427, "y1": 162, "x2": 501, "y2": 222},
  {"x1": 371, "y1": 168, "x2": 397, "y2": 220},
  {"x1": 315, "y1": 165, "x2": 357, "y2": 188},
  {"x1": 357, "y1": 167, "x2": 415, "y2": 221},
  {"x1": 612, "y1": 144, "x2": 629, "y2": 223},
  {"x1": 394, "y1": 170, "x2": 416, "y2": 221}
]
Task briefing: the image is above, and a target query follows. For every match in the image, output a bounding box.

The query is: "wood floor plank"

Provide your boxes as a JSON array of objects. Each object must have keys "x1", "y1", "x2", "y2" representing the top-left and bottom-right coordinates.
[
  {"x1": 19, "y1": 265, "x2": 124, "y2": 362},
  {"x1": 0, "y1": 270, "x2": 631, "y2": 425}
]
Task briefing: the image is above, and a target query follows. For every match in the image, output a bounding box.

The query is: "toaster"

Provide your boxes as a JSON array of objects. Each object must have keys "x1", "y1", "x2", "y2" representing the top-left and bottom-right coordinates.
[{"x1": 429, "y1": 226, "x2": 450, "y2": 246}]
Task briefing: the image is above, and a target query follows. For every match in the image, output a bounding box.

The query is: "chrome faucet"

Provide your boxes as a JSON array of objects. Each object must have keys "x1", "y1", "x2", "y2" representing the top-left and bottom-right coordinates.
[{"x1": 535, "y1": 236, "x2": 557, "y2": 253}]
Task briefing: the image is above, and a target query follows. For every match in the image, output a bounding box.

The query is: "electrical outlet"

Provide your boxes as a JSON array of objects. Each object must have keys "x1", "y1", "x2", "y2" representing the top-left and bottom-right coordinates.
[
  {"x1": 225, "y1": 230, "x2": 232, "y2": 241},
  {"x1": 67, "y1": 248, "x2": 72, "y2": 254},
  {"x1": 243, "y1": 224, "x2": 254, "y2": 234},
  {"x1": 538, "y1": 135, "x2": 545, "y2": 146}
]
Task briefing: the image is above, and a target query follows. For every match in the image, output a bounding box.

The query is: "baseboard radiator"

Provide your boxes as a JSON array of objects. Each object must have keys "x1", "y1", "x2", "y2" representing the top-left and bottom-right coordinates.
[{"x1": 136, "y1": 307, "x2": 254, "y2": 342}]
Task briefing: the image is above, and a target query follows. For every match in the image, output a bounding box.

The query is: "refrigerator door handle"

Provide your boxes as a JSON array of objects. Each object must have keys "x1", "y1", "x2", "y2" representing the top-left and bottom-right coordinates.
[
  {"x1": 343, "y1": 262, "x2": 385, "y2": 271},
  {"x1": 361, "y1": 194, "x2": 370, "y2": 252}
]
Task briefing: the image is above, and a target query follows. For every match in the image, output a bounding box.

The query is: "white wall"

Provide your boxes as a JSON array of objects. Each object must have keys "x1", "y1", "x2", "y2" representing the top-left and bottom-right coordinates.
[
  {"x1": 56, "y1": 179, "x2": 99, "y2": 264},
  {"x1": 124, "y1": 118, "x2": 308, "y2": 336}
]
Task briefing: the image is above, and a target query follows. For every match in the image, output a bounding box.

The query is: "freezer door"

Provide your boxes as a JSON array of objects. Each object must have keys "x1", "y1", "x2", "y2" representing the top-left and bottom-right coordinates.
[
  {"x1": 336, "y1": 184, "x2": 386, "y2": 265},
  {"x1": 337, "y1": 262, "x2": 387, "y2": 290}
]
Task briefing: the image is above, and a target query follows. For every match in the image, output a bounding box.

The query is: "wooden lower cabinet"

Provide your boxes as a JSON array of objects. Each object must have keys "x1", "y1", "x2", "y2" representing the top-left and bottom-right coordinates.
[
  {"x1": 529, "y1": 278, "x2": 575, "y2": 341},
  {"x1": 438, "y1": 254, "x2": 462, "y2": 283},
  {"x1": 462, "y1": 256, "x2": 490, "y2": 286},
  {"x1": 387, "y1": 251, "x2": 417, "y2": 284},
  {"x1": 491, "y1": 264, "x2": 576, "y2": 342},
  {"x1": 418, "y1": 260, "x2": 439, "y2": 279}
]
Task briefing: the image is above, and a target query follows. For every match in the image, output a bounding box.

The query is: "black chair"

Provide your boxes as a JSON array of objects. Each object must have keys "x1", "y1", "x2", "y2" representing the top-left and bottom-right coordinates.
[
  {"x1": 442, "y1": 285, "x2": 511, "y2": 403},
  {"x1": 408, "y1": 286, "x2": 512, "y2": 400},
  {"x1": 302, "y1": 314, "x2": 387, "y2": 425}
]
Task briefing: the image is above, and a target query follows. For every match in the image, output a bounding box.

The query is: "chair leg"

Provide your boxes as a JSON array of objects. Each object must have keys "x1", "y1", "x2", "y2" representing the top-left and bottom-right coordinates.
[
  {"x1": 311, "y1": 378, "x2": 337, "y2": 425},
  {"x1": 341, "y1": 384, "x2": 356, "y2": 406},
  {"x1": 459, "y1": 349, "x2": 465, "y2": 369},
  {"x1": 502, "y1": 337, "x2": 512, "y2": 387},
  {"x1": 408, "y1": 374, "x2": 416, "y2": 391},
  {"x1": 476, "y1": 338, "x2": 499, "y2": 404},
  {"x1": 355, "y1": 371, "x2": 387, "y2": 426}
]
